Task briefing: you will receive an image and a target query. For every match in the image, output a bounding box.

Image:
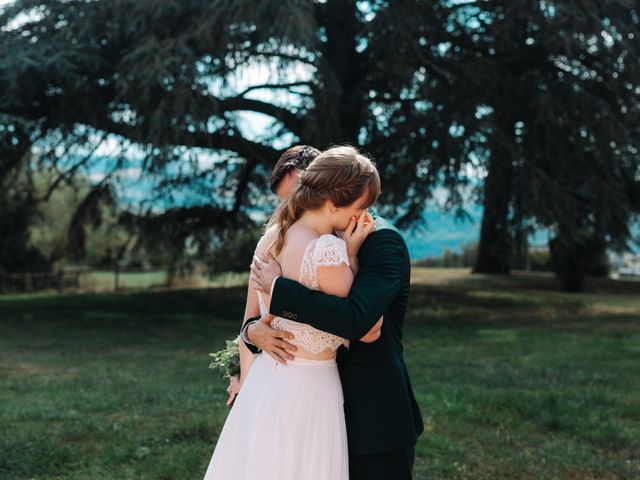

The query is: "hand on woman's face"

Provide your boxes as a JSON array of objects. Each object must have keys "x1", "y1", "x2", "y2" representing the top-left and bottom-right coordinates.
[
  {"x1": 333, "y1": 192, "x2": 371, "y2": 232},
  {"x1": 337, "y1": 210, "x2": 376, "y2": 259}
]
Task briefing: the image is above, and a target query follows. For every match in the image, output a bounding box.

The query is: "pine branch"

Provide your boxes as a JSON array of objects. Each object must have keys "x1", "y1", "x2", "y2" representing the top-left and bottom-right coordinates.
[
  {"x1": 238, "y1": 81, "x2": 313, "y2": 96},
  {"x1": 218, "y1": 96, "x2": 304, "y2": 136}
]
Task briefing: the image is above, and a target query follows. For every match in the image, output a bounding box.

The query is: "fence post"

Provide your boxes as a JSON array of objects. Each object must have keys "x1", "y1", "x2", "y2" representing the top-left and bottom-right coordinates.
[{"x1": 114, "y1": 264, "x2": 120, "y2": 292}]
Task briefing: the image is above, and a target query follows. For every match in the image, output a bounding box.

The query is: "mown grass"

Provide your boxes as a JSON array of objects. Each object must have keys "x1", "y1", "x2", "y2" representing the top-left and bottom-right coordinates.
[{"x1": 1, "y1": 268, "x2": 639, "y2": 479}]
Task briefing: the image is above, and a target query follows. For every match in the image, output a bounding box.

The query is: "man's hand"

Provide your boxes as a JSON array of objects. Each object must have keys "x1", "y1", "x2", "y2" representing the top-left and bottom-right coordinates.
[
  {"x1": 226, "y1": 375, "x2": 241, "y2": 408},
  {"x1": 247, "y1": 313, "x2": 297, "y2": 364},
  {"x1": 250, "y1": 254, "x2": 283, "y2": 294}
]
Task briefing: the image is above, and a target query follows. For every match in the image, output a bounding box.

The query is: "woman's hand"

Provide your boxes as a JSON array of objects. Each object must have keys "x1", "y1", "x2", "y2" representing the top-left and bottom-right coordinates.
[
  {"x1": 226, "y1": 375, "x2": 242, "y2": 408},
  {"x1": 360, "y1": 316, "x2": 383, "y2": 343},
  {"x1": 339, "y1": 211, "x2": 376, "y2": 271}
]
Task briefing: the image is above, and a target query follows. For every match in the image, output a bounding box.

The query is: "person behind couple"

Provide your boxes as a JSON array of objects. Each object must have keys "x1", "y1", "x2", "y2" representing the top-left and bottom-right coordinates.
[
  {"x1": 269, "y1": 145, "x2": 320, "y2": 200},
  {"x1": 203, "y1": 146, "x2": 382, "y2": 480}
]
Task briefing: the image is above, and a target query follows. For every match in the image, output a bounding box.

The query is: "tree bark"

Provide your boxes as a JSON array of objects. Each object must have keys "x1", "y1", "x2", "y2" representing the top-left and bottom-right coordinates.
[
  {"x1": 322, "y1": 0, "x2": 366, "y2": 143},
  {"x1": 473, "y1": 139, "x2": 513, "y2": 274}
]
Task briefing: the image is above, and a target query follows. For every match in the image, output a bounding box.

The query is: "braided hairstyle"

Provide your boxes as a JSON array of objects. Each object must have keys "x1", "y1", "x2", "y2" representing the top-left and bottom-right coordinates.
[
  {"x1": 268, "y1": 146, "x2": 381, "y2": 256},
  {"x1": 269, "y1": 145, "x2": 321, "y2": 193}
]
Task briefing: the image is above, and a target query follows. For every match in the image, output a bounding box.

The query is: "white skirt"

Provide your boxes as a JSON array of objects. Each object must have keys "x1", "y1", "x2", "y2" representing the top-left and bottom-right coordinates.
[{"x1": 203, "y1": 353, "x2": 349, "y2": 480}]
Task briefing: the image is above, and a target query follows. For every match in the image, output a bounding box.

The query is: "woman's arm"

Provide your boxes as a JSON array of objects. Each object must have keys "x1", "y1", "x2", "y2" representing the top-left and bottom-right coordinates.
[
  {"x1": 226, "y1": 269, "x2": 261, "y2": 407},
  {"x1": 240, "y1": 278, "x2": 261, "y2": 378},
  {"x1": 268, "y1": 228, "x2": 407, "y2": 340},
  {"x1": 316, "y1": 252, "x2": 383, "y2": 343},
  {"x1": 240, "y1": 228, "x2": 280, "y2": 375},
  {"x1": 226, "y1": 228, "x2": 278, "y2": 406}
]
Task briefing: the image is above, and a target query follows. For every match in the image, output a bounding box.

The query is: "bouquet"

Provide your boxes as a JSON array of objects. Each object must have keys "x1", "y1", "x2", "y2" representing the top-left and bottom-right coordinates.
[{"x1": 209, "y1": 335, "x2": 241, "y2": 379}]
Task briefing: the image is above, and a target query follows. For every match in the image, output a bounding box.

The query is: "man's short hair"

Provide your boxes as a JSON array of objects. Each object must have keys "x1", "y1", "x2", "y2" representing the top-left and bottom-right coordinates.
[{"x1": 270, "y1": 145, "x2": 321, "y2": 193}]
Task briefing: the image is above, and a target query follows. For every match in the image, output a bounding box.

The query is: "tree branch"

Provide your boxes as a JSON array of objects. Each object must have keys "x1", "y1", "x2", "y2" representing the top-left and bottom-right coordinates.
[
  {"x1": 38, "y1": 134, "x2": 106, "y2": 202},
  {"x1": 239, "y1": 81, "x2": 313, "y2": 96},
  {"x1": 217, "y1": 96, "x2": 305, "y2": 136},
  {"x1": 96, "y1": 117, "x2": 280, "y2": 166}
]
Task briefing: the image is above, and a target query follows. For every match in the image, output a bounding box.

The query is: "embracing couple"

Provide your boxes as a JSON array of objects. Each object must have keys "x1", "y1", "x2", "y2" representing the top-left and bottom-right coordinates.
[{"x1": 203, "y1": 145, "x2": 423, "y2": 480}]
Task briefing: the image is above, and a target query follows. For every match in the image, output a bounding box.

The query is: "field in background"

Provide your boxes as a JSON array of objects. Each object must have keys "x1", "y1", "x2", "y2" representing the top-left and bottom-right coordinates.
[
  {"x1": 0, "y1": 269, "x2": 249, "y2": 297},
  {"x1": 1, "y1": 269, "x2": 639, "y2": 479},
  {"x1": 80, "y1": 270, "x2": 248, "y2": 291},
  {"x1": 4, "y1": 266, "x2": 638, "y2": 296}
]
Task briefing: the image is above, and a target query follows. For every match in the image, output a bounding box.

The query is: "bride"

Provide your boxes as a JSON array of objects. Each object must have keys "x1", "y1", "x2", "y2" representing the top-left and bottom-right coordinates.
[{"x1": 203, "y1": 146, "x2": 383, "y2": 479}]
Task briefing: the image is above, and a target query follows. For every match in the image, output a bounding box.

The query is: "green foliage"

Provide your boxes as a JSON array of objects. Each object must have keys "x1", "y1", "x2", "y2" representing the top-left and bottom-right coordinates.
[
  {"x1": 0, "y1": 154, "x2": 49, "y2": 273},
  {"x1": 1, "y1": 0, "x2": 638, "y2": 290},
  {"x1": 208, "y1": 336, "x2": 241, "y2": 380},
  {"x1": 414, "y1": 242, "x2": 477, "y2": 268},
  {"x1": 13, "y1": 163, "x2": 130, "y2": 269},
  {"x1": 82, "y1": 205, "x2": 133, "y2": 268},
  {"x1": 207, "y1": 227, "x2": 263, "y2": 274},
  {"x1": 529, "y1": 248, "x2": 553, "y2": 272}
]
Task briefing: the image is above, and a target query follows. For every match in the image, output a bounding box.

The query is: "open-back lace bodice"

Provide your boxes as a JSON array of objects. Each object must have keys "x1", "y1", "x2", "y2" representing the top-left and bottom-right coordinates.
[{"x1": 257, "y1": 234, "x2": 350, "y2": 354}]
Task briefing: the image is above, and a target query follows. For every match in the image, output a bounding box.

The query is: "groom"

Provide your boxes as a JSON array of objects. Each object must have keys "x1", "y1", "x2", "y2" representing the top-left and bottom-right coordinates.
[{"x1": 244, "y1": 185, "x2": 424, "y2": 479}]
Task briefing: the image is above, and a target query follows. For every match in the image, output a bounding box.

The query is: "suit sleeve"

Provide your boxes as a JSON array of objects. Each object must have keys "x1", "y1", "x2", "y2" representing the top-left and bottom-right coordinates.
[
  {"x1": 268, "y1": 229, "x2": 406, "y2": 340},
  {"x1": 240, "y1": 316, "x2": 261, "y2": 354}
]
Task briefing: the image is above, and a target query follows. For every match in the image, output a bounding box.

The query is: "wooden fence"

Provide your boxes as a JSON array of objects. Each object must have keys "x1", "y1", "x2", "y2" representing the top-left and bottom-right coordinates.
[
  {"x1": 0, "y1": 266, "x2": 209, "y2": 295},
  {"x1": 0, "y1": 268, "x2": 163, "y2": 294},
  {"x1": 0, "y1": 270, "x2": 83, "y2": 294}
]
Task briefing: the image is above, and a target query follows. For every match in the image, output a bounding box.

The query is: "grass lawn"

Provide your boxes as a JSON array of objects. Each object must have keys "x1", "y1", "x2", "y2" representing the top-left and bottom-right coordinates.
[{"x1": 1, "y1": 268, "x2": 639, "y2": 479}]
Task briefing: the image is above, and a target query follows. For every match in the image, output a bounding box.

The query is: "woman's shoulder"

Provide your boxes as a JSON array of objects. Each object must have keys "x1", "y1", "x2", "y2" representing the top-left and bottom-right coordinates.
[
  {"x1": 312, "y1": 234, "x2": 349, "y2": 266},
  {"x1": 255, "y1": 224, "x2": 279, "y2": 256},
  {"x1": 263, "y1": 223, "x2": 279, "y2": 240},
  {"x1": 315, "y1": 233, "x2": 346, "y2": 249},
  {"x1": 287, "y1": 226, "x2": 322, "y2": 252}
]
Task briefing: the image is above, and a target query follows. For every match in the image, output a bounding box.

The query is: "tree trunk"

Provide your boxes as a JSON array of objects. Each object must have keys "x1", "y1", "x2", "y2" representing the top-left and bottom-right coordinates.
[
  {"x1": 550, "y1": 230, "x2": 608, "y2": 292},
  {"x1": 322, "y1": 0, "x2": 365, "y2": 143},
  {"x1": 511, "y1": 224, "x2": 530, "y2": 271},
  {"x1": 549, "y1": 236, "x2": 587, "y2": 292},
  {"x1": 586, "y1": 237, "x2": 609, "y2": 277},
  {"x1": 473, "y1": 146, "x2": 513, "y2": 274}
]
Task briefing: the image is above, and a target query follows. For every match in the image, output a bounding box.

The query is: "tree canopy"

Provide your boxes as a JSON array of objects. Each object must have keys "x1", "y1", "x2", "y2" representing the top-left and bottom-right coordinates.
[{"x1": 1, "y1": 0, "x2": 639, "y2": 290}]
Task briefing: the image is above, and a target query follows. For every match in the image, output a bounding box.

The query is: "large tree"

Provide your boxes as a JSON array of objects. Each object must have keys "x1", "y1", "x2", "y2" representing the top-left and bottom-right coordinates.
[
  {"x1": 1, "y1": 0, "x2": 638, "y2": 293},
  {"x1": 481, "y1": 2, "x2": 638, "y2": 282},
  {"x1": 0, "y1": 0, "x2": 471, "y2": 264},
  {"x1": 400, "y1": 1, "x2": 640, "y2": 286}
]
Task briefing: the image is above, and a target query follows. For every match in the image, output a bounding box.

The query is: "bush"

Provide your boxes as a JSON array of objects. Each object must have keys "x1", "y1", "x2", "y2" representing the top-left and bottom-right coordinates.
[
  {"x1": 413, "y1": 242, "x2": 477, "y2": 268},
  {"x1": 529, "y1": 248, "x2": 553, "y2": 272},
  {"x1": 207, "y1": 228, "x2": 263, "y2": 275}
]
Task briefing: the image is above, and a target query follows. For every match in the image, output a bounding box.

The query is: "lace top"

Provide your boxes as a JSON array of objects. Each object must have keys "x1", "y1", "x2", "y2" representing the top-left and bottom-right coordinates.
[{"x1": 257, "y1": 234, "x2": 350, "y2": 353}]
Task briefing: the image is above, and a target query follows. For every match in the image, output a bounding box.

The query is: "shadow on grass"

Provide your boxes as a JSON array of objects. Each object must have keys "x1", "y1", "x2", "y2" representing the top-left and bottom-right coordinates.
[{"x1": 0, "y1": 287, "x2": 248, "y2": 321}]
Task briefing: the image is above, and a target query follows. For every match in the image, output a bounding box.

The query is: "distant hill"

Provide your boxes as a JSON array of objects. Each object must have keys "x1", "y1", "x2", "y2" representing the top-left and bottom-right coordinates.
[
  {"x1": 402, "y1": 209, "x2": 639, "y2": 260},
  {"x1": 403, "y1": 207, "x2": 482, "y2": 260}
]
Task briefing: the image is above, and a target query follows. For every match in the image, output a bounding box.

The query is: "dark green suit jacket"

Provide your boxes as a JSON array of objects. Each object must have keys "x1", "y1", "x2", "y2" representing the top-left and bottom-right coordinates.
[{"x1": 269, "y1": 217, "x2": 424, "y2": 455}]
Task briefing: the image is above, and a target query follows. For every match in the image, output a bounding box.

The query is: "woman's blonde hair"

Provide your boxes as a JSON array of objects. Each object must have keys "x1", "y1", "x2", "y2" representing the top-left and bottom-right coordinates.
[{"x1": 268, "y1": 146, "x2": 381, "y2": 256}]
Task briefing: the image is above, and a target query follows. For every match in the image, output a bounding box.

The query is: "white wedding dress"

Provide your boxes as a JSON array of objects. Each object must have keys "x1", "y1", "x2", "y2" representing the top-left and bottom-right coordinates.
[{"x1": 203, "y1": 234, "x2": 351, "y2": 480}]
